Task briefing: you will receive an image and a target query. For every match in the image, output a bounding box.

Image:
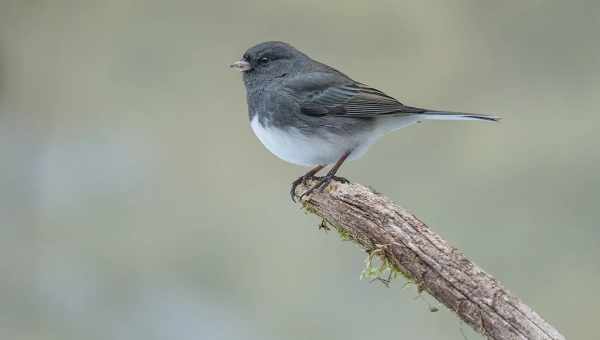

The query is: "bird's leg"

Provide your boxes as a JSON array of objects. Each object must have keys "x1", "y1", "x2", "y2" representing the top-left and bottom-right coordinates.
[
  {"x1": 299, "y1": 151, "x2": 351, "y2": 200},
  {"x1": 290, "y1": 164, "x2": 325, "y2": 202}
]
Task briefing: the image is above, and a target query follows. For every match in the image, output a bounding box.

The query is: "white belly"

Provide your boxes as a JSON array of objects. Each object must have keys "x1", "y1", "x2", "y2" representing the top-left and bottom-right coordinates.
[
  {"x1": 250, "y1": 115, "x2": 420, "y2": 167},
  {"x1": 250, "y1": 117, "x2": 356, "y2": 166}
]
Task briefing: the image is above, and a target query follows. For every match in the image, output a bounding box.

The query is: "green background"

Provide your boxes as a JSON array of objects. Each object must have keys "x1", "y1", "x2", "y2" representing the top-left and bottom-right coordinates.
[{"x1": 1, "y1": 1, "x2": 598, "y2": 339}]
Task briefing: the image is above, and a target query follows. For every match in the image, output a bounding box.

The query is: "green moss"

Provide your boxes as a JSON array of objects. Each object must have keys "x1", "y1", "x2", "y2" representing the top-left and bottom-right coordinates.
[
  {"x1": 302, "y1": 201, "x2": 414, "y2": 288},
  {"x1": 302, "y1": 201, "x2": 319, "y2": 215},
  {"x1": 359, "y1": 248, "x2": 404, "y2": 287},
  {"x1": 314, "y1": 215, "x2": 355, "y2": 243},
  {"x1": 300, "y1": 200, "x2": 442, "y2": 314},
  {"x1": 336, "y1": 227, "x2": 352, "y2": 241}
]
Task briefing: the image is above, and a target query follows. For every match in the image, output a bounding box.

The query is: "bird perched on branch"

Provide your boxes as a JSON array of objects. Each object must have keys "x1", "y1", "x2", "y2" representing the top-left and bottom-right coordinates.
[{"x1": 231, "y1": 41, "x2": 498, "y2": 201}]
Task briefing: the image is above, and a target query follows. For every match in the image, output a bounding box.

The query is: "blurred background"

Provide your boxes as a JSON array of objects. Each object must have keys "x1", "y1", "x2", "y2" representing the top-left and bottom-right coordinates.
[{"x1": 1, "y1": 1, "x2": 598, "y2": 339}]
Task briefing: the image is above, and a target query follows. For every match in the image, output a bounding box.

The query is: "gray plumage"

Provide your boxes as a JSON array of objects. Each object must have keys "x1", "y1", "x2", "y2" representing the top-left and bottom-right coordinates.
[{"x1": 231, "y1": 41, "x2": 498, "y2": 199}]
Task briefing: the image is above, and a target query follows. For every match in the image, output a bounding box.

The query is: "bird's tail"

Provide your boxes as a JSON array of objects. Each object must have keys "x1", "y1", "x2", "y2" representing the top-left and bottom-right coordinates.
[{"x1": 416, "y1": 110, "x2": 500, "y2": 122}]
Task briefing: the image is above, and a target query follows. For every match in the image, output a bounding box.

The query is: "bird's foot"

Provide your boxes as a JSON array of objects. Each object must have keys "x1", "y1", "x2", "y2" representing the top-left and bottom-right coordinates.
[
  {"x1": 290, "y1": 174, "x2": 319, "y2": 202},
  {"x1": 297, "y1": 174, "x2": 349, "y2": 201}
]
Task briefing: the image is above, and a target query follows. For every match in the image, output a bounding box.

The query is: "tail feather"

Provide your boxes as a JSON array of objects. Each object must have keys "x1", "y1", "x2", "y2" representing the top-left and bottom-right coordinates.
[{"x1": 417, "y1": 111, "x2": 500, "y2": 122}]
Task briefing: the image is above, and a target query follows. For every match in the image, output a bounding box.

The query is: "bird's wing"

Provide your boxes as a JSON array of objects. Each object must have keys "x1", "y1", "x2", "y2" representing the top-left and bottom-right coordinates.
[{"x1": 282, "y1": 72, "x2": 425, "y2": 117}]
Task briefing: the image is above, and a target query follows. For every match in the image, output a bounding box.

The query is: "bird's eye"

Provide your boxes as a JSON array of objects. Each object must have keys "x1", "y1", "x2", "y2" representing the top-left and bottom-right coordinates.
[{"x1": 258, "y1": 57, "x2": 270, "y2": 64}]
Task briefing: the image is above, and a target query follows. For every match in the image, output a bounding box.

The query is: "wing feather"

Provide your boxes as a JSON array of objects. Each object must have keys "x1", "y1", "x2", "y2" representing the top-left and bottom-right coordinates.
[{"x1": 283, "y1": 72, "x2": 424, "y2": 118}]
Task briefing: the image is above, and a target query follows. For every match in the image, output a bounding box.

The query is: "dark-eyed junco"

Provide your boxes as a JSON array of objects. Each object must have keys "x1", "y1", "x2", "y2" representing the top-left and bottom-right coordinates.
[{"x1": 231, "y1": 41, "x2": 498, "y2": 201}]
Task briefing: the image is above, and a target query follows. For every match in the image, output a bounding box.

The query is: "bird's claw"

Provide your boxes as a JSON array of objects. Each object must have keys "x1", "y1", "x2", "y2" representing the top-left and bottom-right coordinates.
[
  {"x1": 290, "y1": 175, "x2": 317, "y2": 202},
  {"x1": 296, "y1": 175, "x2": 349, "y2": 201}
]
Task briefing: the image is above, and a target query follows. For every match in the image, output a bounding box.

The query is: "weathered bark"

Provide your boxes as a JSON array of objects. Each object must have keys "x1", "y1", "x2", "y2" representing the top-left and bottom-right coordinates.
[{"x1": 296, "y1": 180, "x2": 565, "y2": 340}]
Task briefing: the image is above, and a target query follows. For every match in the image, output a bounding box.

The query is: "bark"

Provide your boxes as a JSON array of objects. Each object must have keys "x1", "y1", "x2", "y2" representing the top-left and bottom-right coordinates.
[{"x1": 296, "y1": 180, "x2": 565, "y2": 340}]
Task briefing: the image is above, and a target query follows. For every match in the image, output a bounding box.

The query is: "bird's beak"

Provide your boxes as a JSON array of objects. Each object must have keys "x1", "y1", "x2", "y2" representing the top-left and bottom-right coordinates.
[{"x1": 230, "y1": 60, "x2": 252, "y2": 72}]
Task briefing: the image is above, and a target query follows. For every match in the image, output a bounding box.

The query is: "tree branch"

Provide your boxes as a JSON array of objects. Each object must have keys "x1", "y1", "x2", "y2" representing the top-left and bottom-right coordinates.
[{"x1": 296, "y1": 179, "x2": 565, "y2": 340}]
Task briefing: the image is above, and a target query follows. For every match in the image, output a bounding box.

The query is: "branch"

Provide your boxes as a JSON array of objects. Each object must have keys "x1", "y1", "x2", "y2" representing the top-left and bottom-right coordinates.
[{"x1": 296, "y1": 179, "x2": 565, "y2": 340}]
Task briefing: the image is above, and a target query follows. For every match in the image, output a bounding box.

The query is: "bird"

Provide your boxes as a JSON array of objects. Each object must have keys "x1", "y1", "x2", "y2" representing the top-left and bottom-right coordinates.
[{"x1": 230, "y1": 41, "x2": 498, "y2": 202}]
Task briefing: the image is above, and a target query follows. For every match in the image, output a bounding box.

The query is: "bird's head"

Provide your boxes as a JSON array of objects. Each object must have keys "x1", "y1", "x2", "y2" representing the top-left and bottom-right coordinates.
[{"x1": 230, "y1": 41, "x2": 309, "y2": 87}]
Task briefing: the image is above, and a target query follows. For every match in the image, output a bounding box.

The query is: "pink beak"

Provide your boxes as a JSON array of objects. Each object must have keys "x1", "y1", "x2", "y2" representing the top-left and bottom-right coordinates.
[{"x1": 230, "y1": 60, "x2": 252, "y2": 72}]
